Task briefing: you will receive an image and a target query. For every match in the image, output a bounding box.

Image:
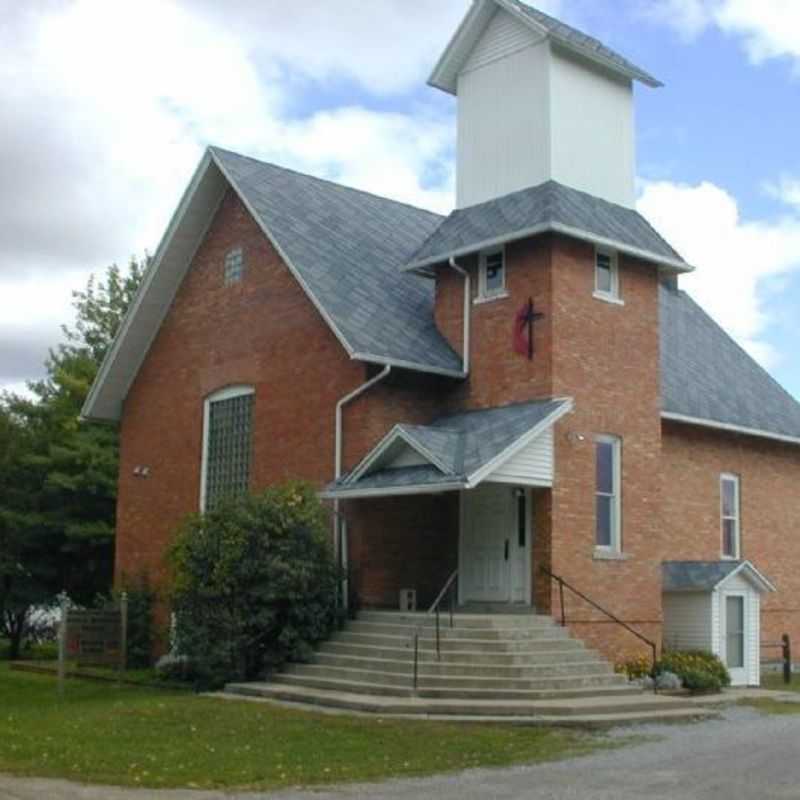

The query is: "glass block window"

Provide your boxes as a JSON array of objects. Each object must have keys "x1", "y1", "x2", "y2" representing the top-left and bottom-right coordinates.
[
  {"x1": 224, "y1": 247, "x2": 244, "y2": 286},
  {"x1": 721, "y1": 473, "x2": 741, "y2": 559},
  {"x1": 595, "y1": 435, "x2": 621, "y2": 550},
  {"x1": 202, "y1": 388, "x2": 254, "y2": 510}
]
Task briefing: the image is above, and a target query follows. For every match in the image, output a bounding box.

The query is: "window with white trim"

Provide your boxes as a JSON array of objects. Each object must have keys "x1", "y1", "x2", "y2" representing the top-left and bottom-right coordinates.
[
  {"x1": 594, "y1": 248, "x2": 619, "y2": 301},
  {"x1": 721, "y1": 473, "x2": 741, "y2": 559},
  {"x1": 200, "y1": 386, "x2": 254, "y2": 511},
  {"x1": 595, "y1": 435, "x2": 621, "y2": 550},
  {"x1": 224, "y1": 246, "x2": 244, "y2": 286},
  {"x1": 478, "y1": 248, "x2": 506, "y2": 300}
]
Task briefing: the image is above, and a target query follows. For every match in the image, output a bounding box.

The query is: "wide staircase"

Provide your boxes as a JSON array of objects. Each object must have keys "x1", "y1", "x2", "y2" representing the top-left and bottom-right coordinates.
[{"x1": 225, "y1": 610, "x2": 710, "y2": 725}]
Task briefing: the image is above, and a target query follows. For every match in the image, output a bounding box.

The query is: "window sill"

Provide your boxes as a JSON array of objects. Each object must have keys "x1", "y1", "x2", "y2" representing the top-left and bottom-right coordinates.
[
  {"x1": 473, "y1": 291, "x2": 509, "y2": 306},
  {"x1": 593, "y1": 291, "x2": 625, "y2": 306},
  {"x1": 593, "y1": 548, "x2": 629, "y2": 561}
]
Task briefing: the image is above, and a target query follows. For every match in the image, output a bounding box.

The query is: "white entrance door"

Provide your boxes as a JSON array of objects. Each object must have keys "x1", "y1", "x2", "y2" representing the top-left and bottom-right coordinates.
[
  {"x1": 723, "y1": 593, "x2": 747, "y2": 686},
  {"x1": 460, "y1": 485, "x2": 530, "y2": 604}
]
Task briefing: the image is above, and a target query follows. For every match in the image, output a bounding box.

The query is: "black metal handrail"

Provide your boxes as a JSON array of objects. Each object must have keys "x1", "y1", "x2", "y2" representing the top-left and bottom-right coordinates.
[
  {"x1": 412, "y1": 569, "x2": 458, "y2": 692},
  {"x1": 540, "y1": 566, "x2": 658, "y2": 689}
]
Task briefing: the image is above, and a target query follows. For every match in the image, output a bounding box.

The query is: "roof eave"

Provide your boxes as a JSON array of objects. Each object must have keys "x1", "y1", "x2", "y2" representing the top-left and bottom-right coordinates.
[
  {"x1": 428, "y1": 0, "x2": 663, "y2": 94},
  {"x1": 404, "y1": 222, "x2": 694, "y2": 276},
  {"x1": 661, "y1": 411, "x2": 800, "y2": 449},
  {"x1": 320, "y1": 480, "x2": 467, "y2": 500}
]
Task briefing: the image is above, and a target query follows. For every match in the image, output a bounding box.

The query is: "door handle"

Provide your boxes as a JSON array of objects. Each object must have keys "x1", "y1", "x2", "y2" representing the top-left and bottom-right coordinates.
[{"x1": 504, "y1": 540, "x2": 509, "y2": 561}]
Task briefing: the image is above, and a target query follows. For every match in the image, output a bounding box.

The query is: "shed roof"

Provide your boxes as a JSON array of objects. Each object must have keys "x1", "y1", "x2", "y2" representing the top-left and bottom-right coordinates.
[{"x1": 662, "y1": 561, "x2": 775, "y2": 593}]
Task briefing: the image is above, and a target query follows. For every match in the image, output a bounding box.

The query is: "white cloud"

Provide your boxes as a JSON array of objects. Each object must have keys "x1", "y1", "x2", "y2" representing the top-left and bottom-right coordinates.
[
  {"x1": 764, "y1": 175, "x2": 800, "y2": 210},
  {"x1": 638, "y1": 178, "x2": 800, "y2": 367},
  {"x1": 1, "y1": 0, "x2": 503, "y2": 390},
  {"x1": 645, "y1": 0, "x2": 800, "y2": 69}
]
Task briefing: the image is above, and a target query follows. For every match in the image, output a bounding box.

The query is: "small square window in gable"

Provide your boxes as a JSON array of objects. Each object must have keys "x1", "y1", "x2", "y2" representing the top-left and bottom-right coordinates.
[{"x1": 224, "y1": 247, "x2": 244, "y2": 286}]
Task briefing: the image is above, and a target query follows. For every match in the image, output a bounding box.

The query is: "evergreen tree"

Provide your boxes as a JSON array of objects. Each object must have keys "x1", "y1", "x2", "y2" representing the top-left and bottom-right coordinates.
[{"x1": 0, "y1": 258, "x2": 145, "y2": 658}]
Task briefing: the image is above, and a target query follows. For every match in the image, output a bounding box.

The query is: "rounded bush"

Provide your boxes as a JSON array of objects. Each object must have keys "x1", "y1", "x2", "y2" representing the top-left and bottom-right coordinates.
[{"x1": 168, "y1": 483, "x2": 340, "y2": 690}]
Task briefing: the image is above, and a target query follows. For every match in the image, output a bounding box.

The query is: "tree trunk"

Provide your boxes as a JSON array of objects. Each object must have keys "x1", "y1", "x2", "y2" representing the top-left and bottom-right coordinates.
[{"x1": 3, "y1": 609, "x2": 27, "y2": 660}]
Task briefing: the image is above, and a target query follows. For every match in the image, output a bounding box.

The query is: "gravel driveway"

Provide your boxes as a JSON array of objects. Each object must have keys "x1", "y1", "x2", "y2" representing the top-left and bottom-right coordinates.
[{"x1": 2, "y1": 706, "x2": 799, "y2": 800}]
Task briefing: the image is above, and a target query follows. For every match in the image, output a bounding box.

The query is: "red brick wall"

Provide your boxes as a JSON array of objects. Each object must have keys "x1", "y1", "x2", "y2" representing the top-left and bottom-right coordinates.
[
  {"x1": 117, "y1": 190, "x2": 366, "y2": 589},
  {"x1": 547, "y1": 238, "x2": 665, "y2": 659},
  {"x1": 345, "y1": 493, "x2": 459, "y2": 609},
  {"x1": 116, "y1": 190, "x2": 455, "y2": 614},
  {"x1": 435, "y1": 238, "x2": 553, "y2": 412},
  {"x1": 661, "y1": 421, "x2": 800, "y2": 650}
]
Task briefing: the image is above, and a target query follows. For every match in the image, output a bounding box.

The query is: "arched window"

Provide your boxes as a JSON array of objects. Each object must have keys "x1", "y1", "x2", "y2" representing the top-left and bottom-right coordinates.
[{"x1": 200, "y1": 385, "x2": 255, "y2": 511}]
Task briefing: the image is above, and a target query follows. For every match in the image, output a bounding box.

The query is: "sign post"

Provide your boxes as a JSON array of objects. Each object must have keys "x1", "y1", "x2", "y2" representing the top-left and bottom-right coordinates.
[
  {"x1": 57, "y1": 597, "x2": 67, "y2": 700},
  {"x1": 119, "y1": 592, "x2": 128, "y2": 686}
]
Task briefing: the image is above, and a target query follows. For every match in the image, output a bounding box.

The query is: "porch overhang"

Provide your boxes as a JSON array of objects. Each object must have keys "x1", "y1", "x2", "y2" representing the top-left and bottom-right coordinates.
[
  {"x1": 321, "y1": 397, "x2": 573, "y2": 501},
  {"x1": 662, "y1": 560, "x2": 776, "y2": 594}
]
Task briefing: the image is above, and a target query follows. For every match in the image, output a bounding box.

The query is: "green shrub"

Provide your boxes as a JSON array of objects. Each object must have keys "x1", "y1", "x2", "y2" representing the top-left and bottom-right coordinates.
[
  {"x1": 656, "y1": 650, "x2": 730, "y2": 692},
  {"x1": 681, "y1": 667, "x2": 723, "y2": 694},
  {"x1": 168, "y1": 482, "x2": 339, "y2": 690}
]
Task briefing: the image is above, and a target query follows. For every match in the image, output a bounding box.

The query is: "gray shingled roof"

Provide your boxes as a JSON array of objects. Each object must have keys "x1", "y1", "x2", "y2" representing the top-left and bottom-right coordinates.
[
  {"x1": 661, "y1": 286, "x2": 800, "y2": 442},
  {"x1": 662, "y1": 561, "x2": 741, "y2": 592},
  {"x1": 211, "y1": 148, "x2": 463, "y2": 376},
  {"x1": 506, "y1": 0, "x2": 662, "y2": 87},
  {"x1": 404, "y1": 180, "x2": 689, "y2": 272},
  {"x1": 326, "y1": 398, "x2": 568, "y2": 495}
]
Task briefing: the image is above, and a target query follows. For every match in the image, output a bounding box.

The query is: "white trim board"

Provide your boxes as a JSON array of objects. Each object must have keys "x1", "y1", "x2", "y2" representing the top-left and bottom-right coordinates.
[
  {"x1": 661, "y1": 412, "x2": 800, "y2": 448},
  {"x1": 405, "y1": 220, "x2": 693, "y2": 275}
]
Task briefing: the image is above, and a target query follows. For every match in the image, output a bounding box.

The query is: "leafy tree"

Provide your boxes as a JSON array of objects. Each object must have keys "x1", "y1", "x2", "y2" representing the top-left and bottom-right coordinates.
[
  {"x1": 169, "y1": 483, "x2": 340, "y2": 690},
  {"x1": 0, "y1": 258, "x2": 146, "y2": 658}
]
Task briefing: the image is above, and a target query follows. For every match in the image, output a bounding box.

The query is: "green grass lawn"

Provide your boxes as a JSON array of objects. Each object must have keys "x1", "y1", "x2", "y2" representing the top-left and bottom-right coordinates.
[
  {"x1": 0, "y1": 663, "x2": 608, "y2": 791},
  {"x1": 762, "y1": 672, "x2": 800, "y2": 693}
]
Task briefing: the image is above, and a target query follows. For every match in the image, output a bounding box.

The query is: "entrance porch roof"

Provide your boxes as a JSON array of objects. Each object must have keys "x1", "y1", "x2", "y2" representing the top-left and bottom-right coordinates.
[{"x1": 321, "y1": 397, "x2": 572, "y2": 500}]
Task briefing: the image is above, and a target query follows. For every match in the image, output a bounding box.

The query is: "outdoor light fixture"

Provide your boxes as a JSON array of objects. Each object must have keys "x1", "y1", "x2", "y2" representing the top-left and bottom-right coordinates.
[
  {"x1": 566, "y1": 431, "x2": 586, "y2": 443},
  {"x1": 132, "y1": 466, "x2": 151, "y2": 477}
]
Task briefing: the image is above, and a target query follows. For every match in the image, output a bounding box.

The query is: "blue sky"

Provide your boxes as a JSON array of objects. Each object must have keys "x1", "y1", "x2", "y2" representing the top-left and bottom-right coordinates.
[{"x1": 1, "y1": 0, "x2": 799, "y2": 400}]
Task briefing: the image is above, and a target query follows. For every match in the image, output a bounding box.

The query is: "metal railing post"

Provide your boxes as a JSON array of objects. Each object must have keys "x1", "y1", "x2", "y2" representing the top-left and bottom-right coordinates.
[
  {"x1": 413, "y1": 632, "x2": 419, "y2": 692},
  {"x1": 435, "y1": 607, "x2": 441, "y2": 660},
  {"x1": 449, "y1": 585, "x2": 455, "y2": 629},
  {"x1": 558, "y1": 578, "x2": 566, "y2": 627},
  {"x1": 783, "y1": 633, "x2": 792, "y2": 685}
]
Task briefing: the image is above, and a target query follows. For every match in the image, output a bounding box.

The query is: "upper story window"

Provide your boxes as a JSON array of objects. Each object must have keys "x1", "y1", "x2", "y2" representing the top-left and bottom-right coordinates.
[
  {"x1": 721, "y1": 473, "x2": 741, "y2": 559},
  {"x1": 477, "y1": 248, "x2": 506, "y2": 301},
  {"x1": 200, "y1": 386, "x2": 254, "y2": 511},
  {"x1": 224, "y1": 246, "x2": 244, "y2": 286},
  {"x1": 595, "y1": 435, "x2": 622, "y2": 551},
  {"x1": 594, "y1": 248, "x2": 621, "y2": 303}
]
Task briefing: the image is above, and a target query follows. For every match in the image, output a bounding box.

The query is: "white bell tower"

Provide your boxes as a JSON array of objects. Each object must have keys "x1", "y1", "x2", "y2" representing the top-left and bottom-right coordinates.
[{"x1": 430, "y1": 0, "x2": 661, "y2": 209}]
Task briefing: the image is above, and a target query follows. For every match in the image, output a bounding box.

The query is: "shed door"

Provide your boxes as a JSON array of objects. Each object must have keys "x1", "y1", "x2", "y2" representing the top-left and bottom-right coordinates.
[{"x1": 723, "y1": 593, "x2": 747, "y2": 686}]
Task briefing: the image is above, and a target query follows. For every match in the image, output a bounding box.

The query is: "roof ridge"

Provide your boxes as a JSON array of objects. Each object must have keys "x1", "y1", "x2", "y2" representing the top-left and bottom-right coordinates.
[
  {"x1": 209, "y1": 145, "x2": 446, "y2": 222},
  {"x1": 675, "y1": 289, "x2": 800, "y2": 411}
]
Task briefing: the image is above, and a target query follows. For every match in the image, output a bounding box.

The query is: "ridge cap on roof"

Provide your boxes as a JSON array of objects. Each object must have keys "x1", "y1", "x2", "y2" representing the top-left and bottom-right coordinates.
[{"x1": 209, "y1": 145, "x2": 446, "y2": 222}]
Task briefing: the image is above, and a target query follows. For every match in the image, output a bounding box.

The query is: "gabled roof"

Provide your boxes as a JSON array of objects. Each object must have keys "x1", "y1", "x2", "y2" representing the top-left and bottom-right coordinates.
[
  {"x1": 323, "y1": 398, "x2": 571, "y2": 498},
  {"x1": 662, "y1": 561, "x2": 776, "y2": 593},
  {"x1": 404, "y1": 180, "x2": 692, "y2": 274},
  {"x1": 429, "y1": 0, "x2": 662, "y2": 95},
  {"x1": 660, "y1": 286, "x2": 800, "y2": 446},
  {"x1": 82, "y1": 148, "x2": 463, "y2": 421}
]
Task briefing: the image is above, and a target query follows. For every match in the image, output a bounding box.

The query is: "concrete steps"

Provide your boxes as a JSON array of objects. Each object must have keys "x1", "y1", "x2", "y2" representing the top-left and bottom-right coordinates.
[{"x1": 223, "y1": 610, "x2": 712, "y2": 725}]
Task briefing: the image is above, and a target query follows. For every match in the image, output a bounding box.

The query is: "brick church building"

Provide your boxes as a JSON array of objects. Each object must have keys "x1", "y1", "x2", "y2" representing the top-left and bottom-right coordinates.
[{"x1": 84, "y1": 0, "x2": 799, "y2": 696}]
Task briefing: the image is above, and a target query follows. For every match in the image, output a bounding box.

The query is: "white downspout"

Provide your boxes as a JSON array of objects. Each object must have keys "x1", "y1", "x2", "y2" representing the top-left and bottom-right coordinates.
[
  {"x1": 448, "y1": 256, "x2": 470, "y2": 374},
  {"x1": 334, "y1": 363, "x2": 392, "y2": 608}
]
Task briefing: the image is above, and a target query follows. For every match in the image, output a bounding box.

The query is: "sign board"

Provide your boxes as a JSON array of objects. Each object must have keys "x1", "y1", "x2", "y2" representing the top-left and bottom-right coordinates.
[
  {"x1": 66, "y1": 609, "x2": 123, "y2": 667},
  {"x1": 58, "y1": 594, "x2": 127, "y2": 697}
]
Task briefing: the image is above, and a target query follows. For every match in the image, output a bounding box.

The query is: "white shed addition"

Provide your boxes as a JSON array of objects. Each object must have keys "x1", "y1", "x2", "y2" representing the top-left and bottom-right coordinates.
[{"x1": 662, "y1": 561, "x2": 776, "y2": 687}]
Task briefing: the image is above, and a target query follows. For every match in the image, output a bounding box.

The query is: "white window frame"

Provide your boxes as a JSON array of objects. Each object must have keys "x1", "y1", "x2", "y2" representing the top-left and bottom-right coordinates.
[
  {"x1": 593, "y1": 248, "x2": 622, "y2": 304},
  {"x1": 720, "y1": 473, "x2": 741, "y2": 560},
  {"x1": 595, "y1": 434, "x2": 622, "y2": 553},
  {"x1": 199, "y1": 385, "x2": 255, "y2": 511},
  {"x1": 476, "y1": 247, "x2": 507, "y2": 303}
]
